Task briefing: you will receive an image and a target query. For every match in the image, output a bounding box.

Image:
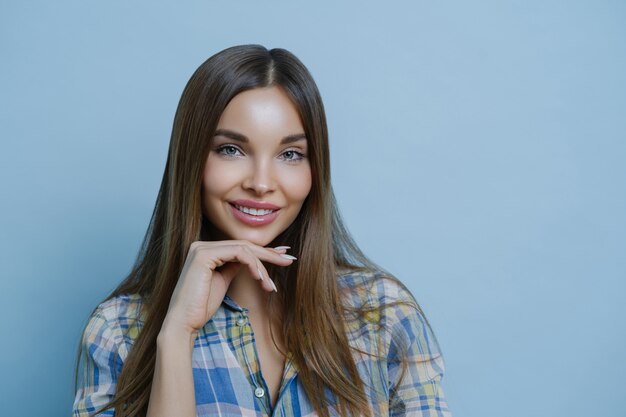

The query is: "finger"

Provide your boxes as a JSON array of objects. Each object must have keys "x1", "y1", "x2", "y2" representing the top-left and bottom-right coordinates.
[
  {"x1": 191, "y1": 241, "x2": 293, "y2": 289},
  {"x1": 209, "y1": 245, "x2": 276, "y2": 293},
  {"x1": 254, "y1": 258, "x2": 280, "y2": 293},
  {"x1": 193, "y1": 240, "x2": 295, "y2": 265},
  {"x1": 220, "y1": 240, "x2": 296, "y2": 265},
  {"x1": 272, "y1": 246, "x2": 291, "y2": 253},
  {"x1": 244, "y1": 244, "x2": 297, "y2": 266},
  {"x1": 237, "y1": 245, "x2": 292, "y2": 293},
  {"x1": 234, "y1": 245, "x2": 267, "y2": 283}
]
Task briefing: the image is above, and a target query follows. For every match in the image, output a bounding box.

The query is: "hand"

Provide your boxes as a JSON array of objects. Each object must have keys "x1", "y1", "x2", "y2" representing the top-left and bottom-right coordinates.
[{"x1": 160, "y1": 240, "x2": 294, "y2": 339}]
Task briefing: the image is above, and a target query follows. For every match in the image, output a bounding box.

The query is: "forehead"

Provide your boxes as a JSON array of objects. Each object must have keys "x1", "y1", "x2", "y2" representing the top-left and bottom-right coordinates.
[{"x1": 216, "y1": 86, "x2": 304, "y2": 136}]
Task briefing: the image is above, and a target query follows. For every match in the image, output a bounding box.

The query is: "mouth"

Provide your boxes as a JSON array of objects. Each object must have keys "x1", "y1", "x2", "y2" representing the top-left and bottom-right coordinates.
[
  {"x1": 232, "y1": 204, "x2": 277, "y2": 216},
  {"x1": 228, "y1": 200, "x2": 281, "y2": 226}
]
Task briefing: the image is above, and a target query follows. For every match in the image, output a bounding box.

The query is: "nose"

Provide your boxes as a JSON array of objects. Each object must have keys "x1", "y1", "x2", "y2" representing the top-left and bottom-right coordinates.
[{"x1": 242, "y1": 160, "x2": 276, "y2": 196}]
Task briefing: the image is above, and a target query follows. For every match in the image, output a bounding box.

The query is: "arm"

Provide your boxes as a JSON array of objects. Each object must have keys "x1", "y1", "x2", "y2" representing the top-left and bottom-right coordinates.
[
  {"x1": 145, "y1": 241, "x2": 293, "y2": 417},
  {"x1": 74, "y1": 242, "x2": 292, "y2": 417},
  {"x1": 73, "y1": 306, "x2": 128, "y2": 417},
  {"x1": 146, "y1": 325, "x2": 198, "y2": 417},
  {"x1": 72, "y1": 296, "x2": 201, "y2": 417}
]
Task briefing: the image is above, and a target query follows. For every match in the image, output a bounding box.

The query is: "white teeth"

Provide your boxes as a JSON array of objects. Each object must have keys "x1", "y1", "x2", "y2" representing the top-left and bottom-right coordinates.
[{"x1": 235, "y1": 205, "x2": 274, "y2": 216}]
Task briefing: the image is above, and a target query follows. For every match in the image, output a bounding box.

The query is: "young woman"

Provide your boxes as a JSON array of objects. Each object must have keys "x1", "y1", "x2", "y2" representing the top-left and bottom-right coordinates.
[{"x1": 73, "y1": 44, "x2": 451, "y2": 417}]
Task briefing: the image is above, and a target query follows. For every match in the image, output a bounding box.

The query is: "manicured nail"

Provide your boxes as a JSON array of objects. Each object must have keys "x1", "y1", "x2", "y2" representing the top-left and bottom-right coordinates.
[
  {"x1": 274, "y1": 246, "x2": 291, "y2": 251},
  {"x1": 257, "y1": 266, "x2": 265, "y2": 281},
  {"x1": 269, "y1": 279, "x2": 278, "y2": 293},
  {"x1": 280, "y1": 254, "x2": 297, "y2": 261}
]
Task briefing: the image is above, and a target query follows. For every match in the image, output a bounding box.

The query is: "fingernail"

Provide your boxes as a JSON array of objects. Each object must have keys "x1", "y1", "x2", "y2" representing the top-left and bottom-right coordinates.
[
  {"x1": 257, "y1": 266, "x2": 265, "y2": 281},
  {"x1": 280, "y1": 254, "x2": 297, "y2": 261},
  {"x1": 269, "y1": 279, "x2": 278, "y2": 293},
  {"x1": 274, "y1": 246, "x2": 291, "y2": 251}
]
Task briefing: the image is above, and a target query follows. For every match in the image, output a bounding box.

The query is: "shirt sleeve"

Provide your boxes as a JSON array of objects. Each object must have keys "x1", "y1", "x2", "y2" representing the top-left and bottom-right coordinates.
[
  {"x1": 387, "y1": 301, "x2": 452, "y2": 417},
  {"x1": 72, "y1": 308, "x2": 126, "y2": 417}
]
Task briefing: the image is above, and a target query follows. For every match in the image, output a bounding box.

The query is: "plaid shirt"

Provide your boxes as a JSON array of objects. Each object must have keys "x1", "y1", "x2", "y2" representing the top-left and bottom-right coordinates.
[{"x1": 73, "y1": 271, "x2": 451, "y2": 416}]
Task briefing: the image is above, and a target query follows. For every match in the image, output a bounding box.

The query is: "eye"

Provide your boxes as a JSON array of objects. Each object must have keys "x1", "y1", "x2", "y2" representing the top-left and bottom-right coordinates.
[
  {"x1": 280, "y1": 150, "x2": 305, "y2": 162},
  {"x1": 216, "y1": 145, "x2": 243, "y2": 157}
]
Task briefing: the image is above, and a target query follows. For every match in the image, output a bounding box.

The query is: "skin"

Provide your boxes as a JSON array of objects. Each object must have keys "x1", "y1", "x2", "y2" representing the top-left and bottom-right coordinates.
[{"x1": 147, "y1": 86, "x2": 312, "y2": 416}]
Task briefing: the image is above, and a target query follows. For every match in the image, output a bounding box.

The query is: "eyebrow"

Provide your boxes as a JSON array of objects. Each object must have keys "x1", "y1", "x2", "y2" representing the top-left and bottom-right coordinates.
[{"x1": 214, "y1": 129, "x2": 307, "y2": 145}]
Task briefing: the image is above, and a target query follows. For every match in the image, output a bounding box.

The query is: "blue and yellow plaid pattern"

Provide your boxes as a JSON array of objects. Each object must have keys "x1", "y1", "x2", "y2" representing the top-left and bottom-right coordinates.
[{"x1": 73, "y1": 271, "x2": 451, "y2": 416}]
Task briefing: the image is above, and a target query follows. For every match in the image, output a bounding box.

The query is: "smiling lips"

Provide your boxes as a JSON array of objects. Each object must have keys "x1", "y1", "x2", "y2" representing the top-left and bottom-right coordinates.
[{"x1": 229, "y1": 199, "x2": 281, "y2": 226}]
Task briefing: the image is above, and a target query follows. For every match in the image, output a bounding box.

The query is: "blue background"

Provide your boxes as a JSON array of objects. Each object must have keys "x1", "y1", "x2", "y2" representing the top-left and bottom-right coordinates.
[{"x1": 1, "y1": 1, "x2": 625, "y2": 416}]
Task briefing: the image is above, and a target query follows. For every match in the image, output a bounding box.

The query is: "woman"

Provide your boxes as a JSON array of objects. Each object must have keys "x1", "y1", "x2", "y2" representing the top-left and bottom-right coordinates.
[{"x1": 73, "y1": 44, "x2": 451, "y2": 417}]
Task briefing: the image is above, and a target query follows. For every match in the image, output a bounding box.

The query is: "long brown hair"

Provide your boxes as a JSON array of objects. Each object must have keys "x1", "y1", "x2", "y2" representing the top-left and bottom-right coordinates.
[{"x1": 78, "y1": 44, "x2": 432, "y2": 417}]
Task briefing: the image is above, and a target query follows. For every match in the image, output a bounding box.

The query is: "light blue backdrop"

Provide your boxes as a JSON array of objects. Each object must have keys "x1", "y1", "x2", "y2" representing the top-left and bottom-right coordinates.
[{"x1": 1, "y1": 1, "x2": 624, "y2": 416}]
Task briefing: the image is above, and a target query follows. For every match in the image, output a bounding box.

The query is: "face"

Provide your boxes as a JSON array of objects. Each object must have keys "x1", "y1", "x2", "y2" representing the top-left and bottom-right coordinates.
[{"x1": 201, "y1": 86, "x2": 312, "y2": 246}]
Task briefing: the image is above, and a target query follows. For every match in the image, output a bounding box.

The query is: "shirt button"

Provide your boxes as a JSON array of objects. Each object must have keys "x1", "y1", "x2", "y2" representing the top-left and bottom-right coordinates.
[
  {"x1": 254, "y1": 387, "x2": 265, "y2": 398},
  {"x1": 236, "y1": 317, "x2": 246, "y2": 326}
]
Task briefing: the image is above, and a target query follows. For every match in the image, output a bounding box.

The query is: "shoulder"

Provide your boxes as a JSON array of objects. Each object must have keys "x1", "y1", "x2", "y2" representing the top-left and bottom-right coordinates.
[
  {"x1": 82, "y1": 293, "x2": 145, "y2": 354},
  {"x1": 87, "y1": 293, "x2": 145, "y2": 332},
  {"x1": 91, "y1": 293, "x2": 145, "y2": 322},
  {"x1": 338, "y1": 269, "x2": 440, "y2": 358},
  {"x1": 337, "y1": 269, "x2": 419, "y2": 315},
  {"x1": 74, "y1": 294, "x2": 145, "y2": 415}
]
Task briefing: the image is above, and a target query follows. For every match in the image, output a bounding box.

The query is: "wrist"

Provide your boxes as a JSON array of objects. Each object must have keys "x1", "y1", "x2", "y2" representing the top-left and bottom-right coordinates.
[{"x1": 158, "y1": 320, "x2": 198, "y2": 352}]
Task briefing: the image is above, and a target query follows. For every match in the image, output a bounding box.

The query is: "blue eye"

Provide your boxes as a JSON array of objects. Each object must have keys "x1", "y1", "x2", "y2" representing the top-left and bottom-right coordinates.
[
  {"x1": 281, "y1": 150, "x2": 305, "y2": 161},
  {"x1": 217, "y1": 145, "x2": 242, "y2": 157}
]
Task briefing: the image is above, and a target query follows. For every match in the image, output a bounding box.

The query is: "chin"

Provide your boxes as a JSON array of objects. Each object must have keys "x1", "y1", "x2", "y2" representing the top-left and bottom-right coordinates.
[{"x1": 223, "y1": 228, "x2": 280, "y2": 247}]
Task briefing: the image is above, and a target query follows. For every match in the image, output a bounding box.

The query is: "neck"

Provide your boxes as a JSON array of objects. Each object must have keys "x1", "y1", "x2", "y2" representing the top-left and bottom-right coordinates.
[{"x1": 227, "y1": 266, "x2": 286, "y2": 353}]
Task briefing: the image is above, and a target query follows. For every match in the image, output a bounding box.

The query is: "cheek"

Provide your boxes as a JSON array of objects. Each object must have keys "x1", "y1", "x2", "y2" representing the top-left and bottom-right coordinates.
[
  {"x1": 282, "y1": 165, "x2": 312, "y2": 204},
  {"x1": 202, "y1": 157, "x2": 239, "y2": 197},
  {"x1": 202, "y1": 160, "x2": 234, "y2": 204}
]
